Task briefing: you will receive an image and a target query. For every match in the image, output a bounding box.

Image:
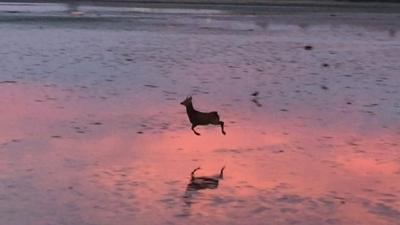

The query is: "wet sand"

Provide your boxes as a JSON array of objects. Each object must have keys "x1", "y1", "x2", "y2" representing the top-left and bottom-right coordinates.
[{"x1": 0, "y1": 3, "x2": 399, "y2": 225}]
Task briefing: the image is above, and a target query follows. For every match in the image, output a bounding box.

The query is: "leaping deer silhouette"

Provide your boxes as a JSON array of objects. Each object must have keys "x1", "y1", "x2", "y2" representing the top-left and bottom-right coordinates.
[
  {"x1": 180, "y1": 96, "x2": 226, "y2": 136},
  {"x1": 179, "y1": 96, "x2": 227, "y2": 211}
]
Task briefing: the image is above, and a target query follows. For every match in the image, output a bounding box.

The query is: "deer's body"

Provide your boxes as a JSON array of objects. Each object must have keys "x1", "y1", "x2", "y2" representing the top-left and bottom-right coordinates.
[{"x1": 181, "y1": 96, "x2": 226, "y2": 135}]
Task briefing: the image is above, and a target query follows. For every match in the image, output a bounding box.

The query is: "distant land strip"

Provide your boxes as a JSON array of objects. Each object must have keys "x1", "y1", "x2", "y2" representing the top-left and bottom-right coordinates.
[{"x1": 0, "y1": 0, "x2": 399, "y2": 5}]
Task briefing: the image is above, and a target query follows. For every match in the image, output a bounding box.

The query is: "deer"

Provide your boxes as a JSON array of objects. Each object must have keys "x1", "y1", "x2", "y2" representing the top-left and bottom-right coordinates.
[{"x1": 180, "y1": 96, "x2": 226, "y2": 136}]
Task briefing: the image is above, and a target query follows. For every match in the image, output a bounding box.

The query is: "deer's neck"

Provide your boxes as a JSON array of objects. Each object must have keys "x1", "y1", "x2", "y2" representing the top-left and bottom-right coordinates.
[{"x1": 186, "y1": 103, "x2": 196, "y2": 114}]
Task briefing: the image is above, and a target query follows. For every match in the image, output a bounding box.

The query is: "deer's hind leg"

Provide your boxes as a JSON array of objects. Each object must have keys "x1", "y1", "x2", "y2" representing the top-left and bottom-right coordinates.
[
  {"x1": 191, "y1": 124, "x2": 200, "y2": 136},
  {"x1": 211, "y1": 119, "x2": 226, "y2": 135},
  {"x1": 219, "y1": 121, "x2": 226, "y2": 135}
]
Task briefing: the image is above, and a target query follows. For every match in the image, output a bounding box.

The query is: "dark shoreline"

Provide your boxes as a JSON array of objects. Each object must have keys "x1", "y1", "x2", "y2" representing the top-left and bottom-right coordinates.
[
  {"x1": 0, "y1": 0, "x2": 399, "y2": 6},
  {"x1": 1, "y1": 0, "x2": 400, "y2": 15}
]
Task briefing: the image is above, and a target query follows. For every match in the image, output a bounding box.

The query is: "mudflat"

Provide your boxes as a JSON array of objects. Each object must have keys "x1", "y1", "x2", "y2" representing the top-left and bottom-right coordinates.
[{"x1": 0, "y1": 2, "x2": 399, "y2": 225}]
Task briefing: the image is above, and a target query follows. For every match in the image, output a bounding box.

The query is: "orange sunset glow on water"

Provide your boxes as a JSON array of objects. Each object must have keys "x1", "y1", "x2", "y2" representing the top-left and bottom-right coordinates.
[{"x1": 0, "y1": 5, "x2": 400, "y2": 225}]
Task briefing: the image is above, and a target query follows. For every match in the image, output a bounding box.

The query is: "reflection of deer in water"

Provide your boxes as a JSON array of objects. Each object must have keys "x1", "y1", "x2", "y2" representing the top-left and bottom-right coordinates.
[
  {"x1": 183, "y1": 167, "x2": 225, "y2": 207},
  {"x1": 180, "y1": 96, "x2": 226, "y2": 136},
  {"x1": 188, "y1": 166, "x2": 225, "y2": 190}
]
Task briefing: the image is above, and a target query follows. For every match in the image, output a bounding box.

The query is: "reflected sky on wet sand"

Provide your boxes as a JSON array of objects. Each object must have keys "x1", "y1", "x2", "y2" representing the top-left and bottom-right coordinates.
[{"x1": 0, "y1": 9, "x2": 400, "y2": 225}]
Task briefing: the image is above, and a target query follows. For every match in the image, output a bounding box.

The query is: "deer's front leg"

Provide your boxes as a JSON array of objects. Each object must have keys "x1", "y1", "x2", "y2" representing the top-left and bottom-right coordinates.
[{"x1": 191, "y1": 124, "x2": 200, "y2": 136}]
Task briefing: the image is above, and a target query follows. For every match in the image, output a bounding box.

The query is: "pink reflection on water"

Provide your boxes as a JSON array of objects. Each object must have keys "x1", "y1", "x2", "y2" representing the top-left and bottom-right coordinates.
[{"x1": 0, "y1": 78, "x2": 399, "y2": 225}]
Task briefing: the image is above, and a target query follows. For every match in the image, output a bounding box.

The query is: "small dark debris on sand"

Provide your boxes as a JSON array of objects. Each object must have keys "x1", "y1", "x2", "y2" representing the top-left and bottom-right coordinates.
[
  {"x1": 0, "y1": 80, "x2": 17, "y2": 84},
  {"x1": 304, "y1": 45, "x2": 313, "y2": 50},
  {"x1": 90, "y1": 122, "x2": 103, "y2": 125},
  {"x1": 252, "y1": 98, "x2": 262, "y2": 107},
  {"x1": 74, "y1": 126, "x2": 86, "y2": 134},
  {"x1": 274, "y1": 150, "x2": 285, "y2": 153},
  {"x1": 363, "y1": 103, "x2": 379, "y2": 107},
  {"x1": 251, "y1": 91, "x2": 262, "y2": 107},
  {"x1": 144, "y1": 84, "x2": 158, "y2": 88}
]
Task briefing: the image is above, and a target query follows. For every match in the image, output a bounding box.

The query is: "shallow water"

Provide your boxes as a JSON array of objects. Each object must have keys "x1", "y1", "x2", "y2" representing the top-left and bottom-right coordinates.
[{"x1": 0, "y1": 6, "x2": 399, "y2": 225}]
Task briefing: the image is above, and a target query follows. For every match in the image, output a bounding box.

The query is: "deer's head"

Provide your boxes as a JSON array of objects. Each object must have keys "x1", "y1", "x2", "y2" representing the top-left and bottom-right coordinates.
[{"x1": 180, "y1": 96, "x2": 192, "y2": 106}]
